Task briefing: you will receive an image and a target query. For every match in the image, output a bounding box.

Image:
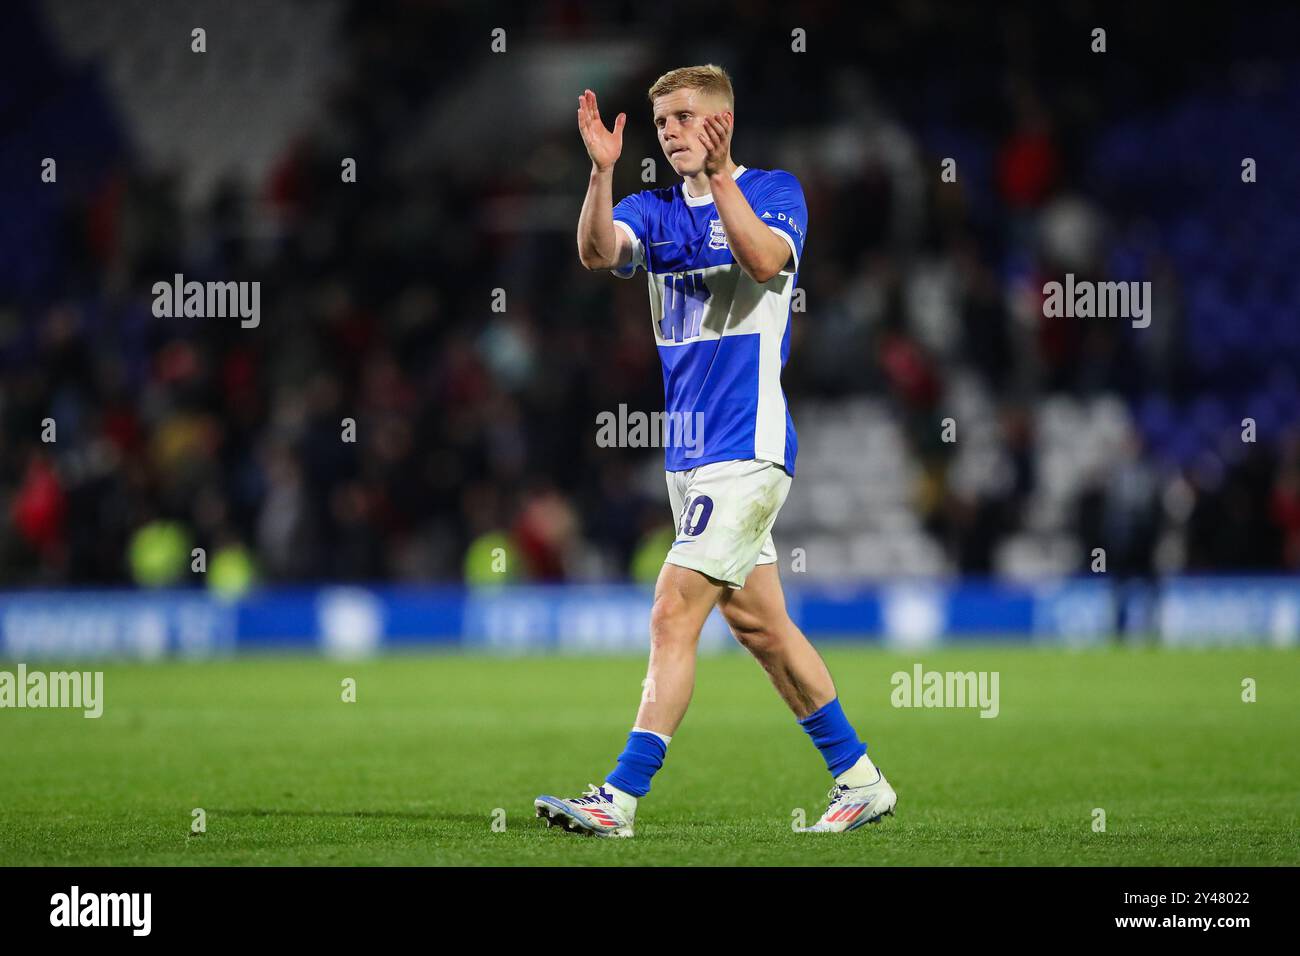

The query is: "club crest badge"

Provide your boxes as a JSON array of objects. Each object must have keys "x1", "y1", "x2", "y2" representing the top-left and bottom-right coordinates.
[{"x1": 708, "y1": 218, "x2": 729, "y2": 250}]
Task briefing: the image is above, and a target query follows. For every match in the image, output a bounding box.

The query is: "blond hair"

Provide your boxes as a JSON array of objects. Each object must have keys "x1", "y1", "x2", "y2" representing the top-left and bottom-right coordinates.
[{"x1": 647, "y1": 64, "x2": 734, "y2": 111}]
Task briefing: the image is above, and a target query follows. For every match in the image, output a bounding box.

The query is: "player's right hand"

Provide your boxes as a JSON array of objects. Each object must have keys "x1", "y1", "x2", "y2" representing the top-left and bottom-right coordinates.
[{"x1": 577, "y1": 89, "x2": 625, "y2": 172}]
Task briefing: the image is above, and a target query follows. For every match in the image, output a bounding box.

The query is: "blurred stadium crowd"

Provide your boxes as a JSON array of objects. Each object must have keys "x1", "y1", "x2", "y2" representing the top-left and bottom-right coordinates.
[{"x1": 2, "y1": 0, "x2": 1299, "y2": 590}]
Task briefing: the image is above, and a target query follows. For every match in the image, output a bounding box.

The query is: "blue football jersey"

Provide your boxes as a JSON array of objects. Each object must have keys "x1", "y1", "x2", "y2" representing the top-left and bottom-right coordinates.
[{"x1": 611, "y1": 165, "x2": 806, "y2": 474}]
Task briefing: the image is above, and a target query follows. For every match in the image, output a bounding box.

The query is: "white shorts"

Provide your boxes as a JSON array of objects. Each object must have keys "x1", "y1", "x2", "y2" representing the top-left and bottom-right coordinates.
[{"x1": 664, "y1": 458, "x2": 793, "y2": 589}]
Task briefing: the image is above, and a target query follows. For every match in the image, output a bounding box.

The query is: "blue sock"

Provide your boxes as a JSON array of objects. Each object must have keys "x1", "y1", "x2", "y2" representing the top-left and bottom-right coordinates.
[
  {"x1": 798, "y1": 697, "x2": 867, "y2": 777},
  {"x1": 606, "y1": 730, "x2": 668, "y2": 798}
]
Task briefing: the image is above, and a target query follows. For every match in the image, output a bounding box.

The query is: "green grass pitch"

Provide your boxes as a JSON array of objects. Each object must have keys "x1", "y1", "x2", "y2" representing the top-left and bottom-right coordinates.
[{"x1": 2, "y1": 646, "x2": 1297, "y2": 866}]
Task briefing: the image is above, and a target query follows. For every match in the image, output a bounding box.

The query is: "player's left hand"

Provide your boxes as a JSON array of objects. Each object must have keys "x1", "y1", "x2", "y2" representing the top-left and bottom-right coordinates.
[{"x1": 698, "y1": 112, "x2": 733, "y2": 177}]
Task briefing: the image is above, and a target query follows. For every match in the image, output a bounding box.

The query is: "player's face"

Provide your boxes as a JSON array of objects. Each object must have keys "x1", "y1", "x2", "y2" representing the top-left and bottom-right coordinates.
[{"x1": 652, "y1": 88, "x2": 730, "y2": 177}]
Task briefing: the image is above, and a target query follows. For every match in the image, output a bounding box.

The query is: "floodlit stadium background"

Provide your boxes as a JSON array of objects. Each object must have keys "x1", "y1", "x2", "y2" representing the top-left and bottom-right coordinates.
[{"x1": 3, "y1": 0, "x2": 1300, "y2": 656}]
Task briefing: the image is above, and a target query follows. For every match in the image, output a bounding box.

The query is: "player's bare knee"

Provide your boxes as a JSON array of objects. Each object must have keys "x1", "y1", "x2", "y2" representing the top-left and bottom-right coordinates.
[
  {"x1": 722, "y1": 607, "x2": 780, "y2": 656},
  {"x1": 732, "y1": 626, "x2": 775, "y2": 656},
  {"x1": 649, "y1": 588, "x2": 695, "y2": 652}
]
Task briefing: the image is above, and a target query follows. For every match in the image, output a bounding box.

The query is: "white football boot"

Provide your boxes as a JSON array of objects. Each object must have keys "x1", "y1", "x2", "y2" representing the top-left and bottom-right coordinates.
[
  {"x1": 801, "y1": 768, "x2": 897, "y2": 832},
  {"x1": 535, "y1": 784, "x2": 635, "y2": 838}
]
